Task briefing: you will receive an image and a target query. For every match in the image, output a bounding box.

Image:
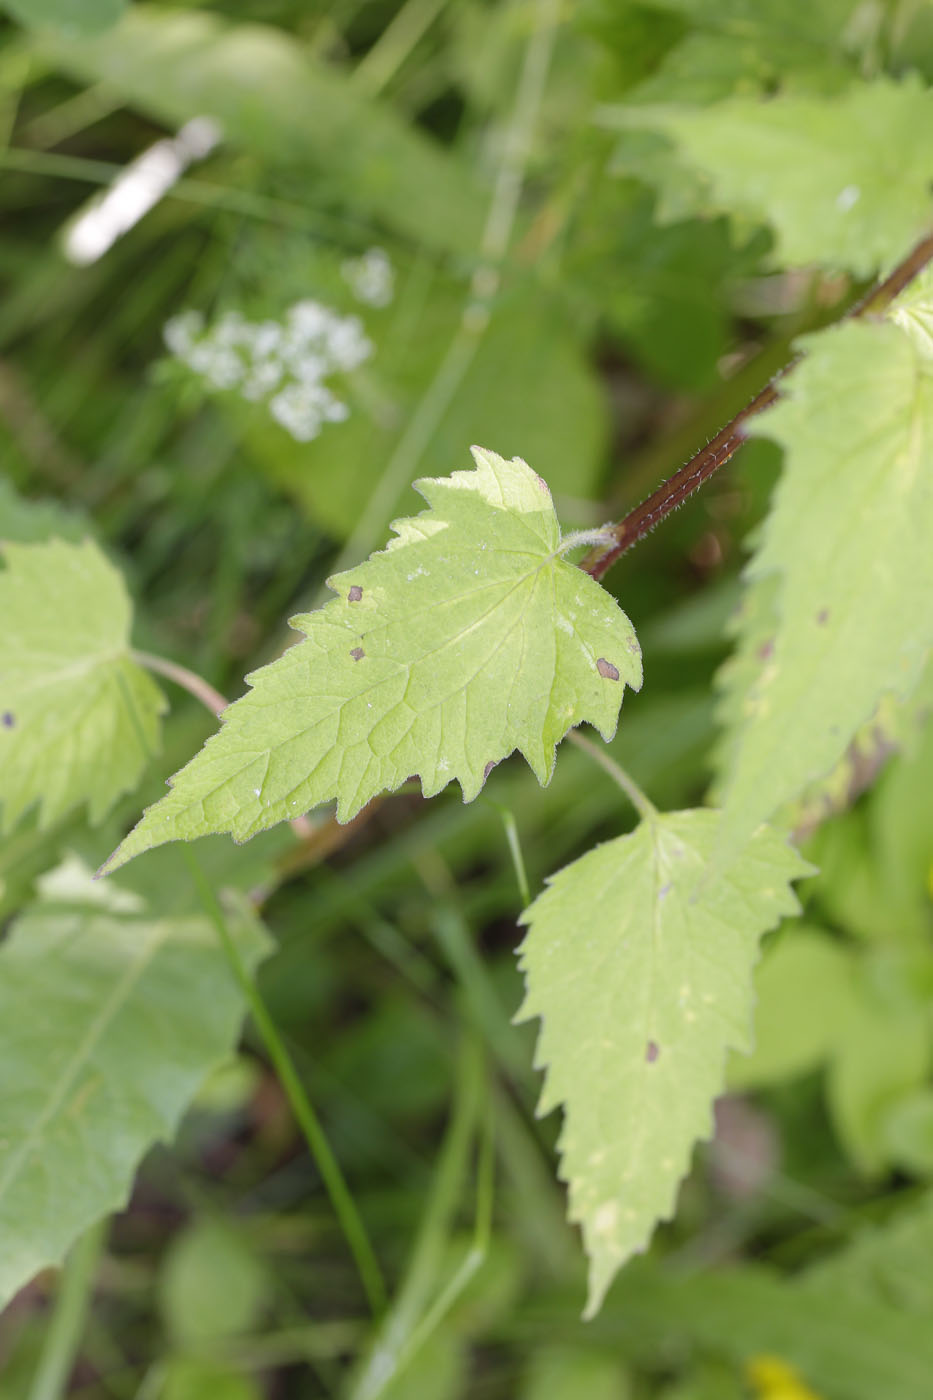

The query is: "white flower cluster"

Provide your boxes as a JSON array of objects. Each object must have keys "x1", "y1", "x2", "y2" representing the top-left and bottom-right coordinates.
[
  {"x1": 341, "y1": 246, "x2": 395, "y2": 307},
  {"x1": 163, "y1": 300, "x2": 373, "y2": 442}
]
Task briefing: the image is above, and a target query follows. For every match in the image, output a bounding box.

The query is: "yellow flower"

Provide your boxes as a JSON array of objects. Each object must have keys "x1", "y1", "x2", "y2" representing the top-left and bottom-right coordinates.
[{"x1": 746, "y1": 1354, "x2": 825, "y2": 1400}]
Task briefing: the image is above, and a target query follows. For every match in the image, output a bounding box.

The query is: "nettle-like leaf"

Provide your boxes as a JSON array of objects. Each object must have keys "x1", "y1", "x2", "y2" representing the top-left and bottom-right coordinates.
[
  {"x1": 516, "y1": 809, "x2": 809, "y2": 1317},
  {"x1": 103, "y1": 449, "x2": 641, "y2": 875},
  {"x1": 605, "y1": 77, "x2": 933, "y2": 275},
  {"x1": 716, "y1": 269, "x2": 933, "y2": 858},
  {"x1": 0, "y1": 537, "x2": 166, "y2": 833},
  {"x1": 0, "y1": 858, "x2": 271, "y2": 1308}
]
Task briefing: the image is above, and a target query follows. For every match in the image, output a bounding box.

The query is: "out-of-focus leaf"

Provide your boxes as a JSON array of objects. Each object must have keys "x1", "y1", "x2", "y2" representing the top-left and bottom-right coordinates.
[
  {"x1": 0, "y1": 537, "x2": 165, "y2": 833},
  {"x1": 715, "y1": 272, "x2": 933, "y2": 860},
  {"x1": 597, "y1": 1259, "x2": 933, "y2": 1400},
  {"x1": 606, "y1": 78, "x2": 933, "y2": 275},
  {"x1": 802, "y1": 1187, "x2": 933, "y2": 1314},
  {"x1": 0, "y1": 861, "x2": 270, "y2": 1308}
]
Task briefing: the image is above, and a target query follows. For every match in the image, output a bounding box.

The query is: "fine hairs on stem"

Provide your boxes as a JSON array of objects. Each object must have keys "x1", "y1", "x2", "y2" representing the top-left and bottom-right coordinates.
[{"x1": 580, "y1": 227, "x2": 933, "y2": 581}]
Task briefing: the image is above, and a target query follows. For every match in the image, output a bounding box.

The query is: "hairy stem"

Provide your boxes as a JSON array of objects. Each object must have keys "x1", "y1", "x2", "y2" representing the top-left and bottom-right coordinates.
[{"x1": 581, "y1": 228, "x2": 933, "y2": 581}]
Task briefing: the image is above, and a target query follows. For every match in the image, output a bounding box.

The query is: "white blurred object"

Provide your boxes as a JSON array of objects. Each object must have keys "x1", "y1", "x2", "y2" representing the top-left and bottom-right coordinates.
[
  {"x1": 341, "y1": 246, "x2": 395, "y2": 307},
  {"x1": 163, "y1": 300, "x2": 373, "y2": 443},
  {"x1": 62, "y1": 116, "x2": 222, "y2": 266}
]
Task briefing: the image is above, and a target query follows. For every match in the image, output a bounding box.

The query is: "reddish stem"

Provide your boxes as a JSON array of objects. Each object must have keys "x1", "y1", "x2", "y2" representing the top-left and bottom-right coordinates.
[{"x1": 581, "y1": 229, "x2": 933, "y2": 582}]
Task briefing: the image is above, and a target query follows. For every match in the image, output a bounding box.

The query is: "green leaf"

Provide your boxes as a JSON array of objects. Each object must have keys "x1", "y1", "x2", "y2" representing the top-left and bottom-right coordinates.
[
  {"x1": 102, "y1": 450, "x2": 641, "y2": 874},
  {"x1": 516, "y1": 809, "x2": 808, "y2": 1317},
  {"x1": 32, "y1": 4, "x2": 483, "y2": 257},
  {"x1": 802, "y1": 1187, "x2": 933, "y2": 1314},
  {"x1": 0, "y1": 0, "x2": 125, "y2": 36},
  {"x1": 601, "y1": 1257, "x2": 933, "y2": 1400},
  {"x1": 0, "y1": 860, "x2": 270, "y2": 1308},
  {"x1": 0, "y1": 537, "x2": 165, "y2": 833},
  {"x1": 605, "y1": 77, "x2": 933, "y2": 275},
  {"x1": 716, "y1": 271, "x2": 933, "y2": 858}
]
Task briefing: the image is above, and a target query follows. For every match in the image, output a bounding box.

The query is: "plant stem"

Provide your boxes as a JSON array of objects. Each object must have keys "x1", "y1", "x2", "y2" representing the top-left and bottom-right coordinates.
[
  {"x1": 132, "y1": 648, "x2": 228, "y2": 716},
  {"x1": 182, "y1": 848, "x2": 387, "y2": 1317},
  {"x1": 27, "y1": 1221, "x2": 106, "y2": 1400},
  {"x1": 581, "y1": 227, "x2": 933, "y2": 581},
  {"x1": 566, "y1": 728, "x2": 657, "y2": 821}
]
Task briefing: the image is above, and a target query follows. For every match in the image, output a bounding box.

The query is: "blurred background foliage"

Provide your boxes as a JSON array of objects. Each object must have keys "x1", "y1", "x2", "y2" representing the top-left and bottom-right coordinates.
[{"x1": 1, "y1": 1, "x2": 933, "y2": 1397}]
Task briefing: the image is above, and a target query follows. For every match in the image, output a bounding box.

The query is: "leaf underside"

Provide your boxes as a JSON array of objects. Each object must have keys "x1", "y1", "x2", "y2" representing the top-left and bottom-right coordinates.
[
  {"x1": 517, "y1": 808, "x2": 809, "y2": 1317},
  {"x1": 103, "y1": 449, "x2": 642, "y2": 875}
]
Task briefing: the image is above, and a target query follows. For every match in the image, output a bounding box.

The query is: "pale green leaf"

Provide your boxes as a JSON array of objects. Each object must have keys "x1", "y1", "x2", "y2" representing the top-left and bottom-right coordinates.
[
  {"x1": 717, "y1": 271, "x2": 933, "y2": 858},
  {"x1": 32, "y1": 5, "x2": 482, "y2": 257},
  {"x1": 103, "y1": 450, "x2": 641, "y2": 874},
  {"x1": 606, "y1": 77, "x2": 933, "y2": 275},
  {"x1": 516, "y1": 809, "x2": 808, "y2": 1317},
  {"x1": 0, "y1": 861, "x2": 270, "y2": 1308},
  {"x1": 0, "y1": 537, "x2": 166, "y2": 833},
  {"x1": 1, "y1": 0, "x2": 124, "y2": 36}
]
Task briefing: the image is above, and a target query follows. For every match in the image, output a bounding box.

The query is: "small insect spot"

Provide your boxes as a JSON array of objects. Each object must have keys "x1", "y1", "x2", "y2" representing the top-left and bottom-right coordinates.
[
  {"x1": 1, "y1": 711, "x2": 14, "y2": 728},
  {"x1": 645, "y1": 1041, "x2": 660, "y2": 1063},
  {"x1": 350, "y1": 647, "x2": 365, "y2": 661},
  {"x1": 596, "y1": 658, "x2": 619, "y2": 682},
  {"x1": 348, "y1": 585, "x2": 363, "y2": 602},
  {"x1": 659, "y1": 882, "x2": 672, "y2": 899},
  {"x1": 816, "y1": 608, "x2": 830, "y2": 625}
]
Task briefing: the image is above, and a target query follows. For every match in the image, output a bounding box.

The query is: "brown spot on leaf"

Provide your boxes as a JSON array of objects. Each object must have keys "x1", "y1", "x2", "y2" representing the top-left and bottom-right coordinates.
[
  {"x1": 645, "y1": 1041, "x2": 660, "y2": 1063},
  {"x1": 1, "y1": 711, "x2": 13, "y2": 728},
  {"x1": 348, "y1": 585, "x2": 363, "y2": 602},
  {"x1": 483, "y1": 760, "x2": 497, "y2": 780},
  {"x1": 757, "y1": 640, "x2": 774, "y2": 661},
  {"x1": 816, "y1": 608, "x2": 830, "y2": 625},
  {"x1": 350, "y1": 647, "x2": 365, "y2": 661},
  {"x1": 596, "y1": 658, "x2": 620, "y2": 682}
]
